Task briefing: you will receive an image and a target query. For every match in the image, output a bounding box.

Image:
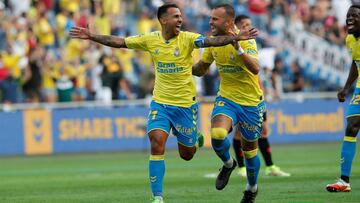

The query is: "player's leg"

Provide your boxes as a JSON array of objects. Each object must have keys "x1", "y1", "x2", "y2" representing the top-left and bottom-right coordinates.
[
  {"x1": 232, "y1": 124, "x2": 247, "y2": 177},
  {"x1": 240, "y1": 138, "x2": 259, "y2": 203},
  {"x1": 149, "y1": 130, "x2": 168, "y2": 202},
  {"x1": 326, "y1": 115, "x2": 360, "y2": 192},
  {"x1": 172, "y1": 103, "x2": 202, "y2": 161},
  {"x1": 212, "y1": 114, "x2": 237, "y2": 190},
  {"x1": 239, "y1": 101, "x2": 265, "y2": 203},
  {"x1": 211, "y1": 97, "x2": 238, "y2": 190},
  {"x1": 147, "y1": 101, "x2": 171, "y2": 202},
  {"x1": 259, "y1": 114, "x2": 290, "y2": 177}
]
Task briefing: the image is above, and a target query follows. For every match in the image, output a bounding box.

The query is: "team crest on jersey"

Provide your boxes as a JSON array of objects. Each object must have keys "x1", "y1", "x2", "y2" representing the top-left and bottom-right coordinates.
[
  {"x1": 230, "y1": 52, "x2": 235, "y2": 60},
  {"x1": 174, "y1": 47, "x2": 180, "y2": 57},
  {"x1": 154, "y1": 49, "x2": 159, "y2": 55}
]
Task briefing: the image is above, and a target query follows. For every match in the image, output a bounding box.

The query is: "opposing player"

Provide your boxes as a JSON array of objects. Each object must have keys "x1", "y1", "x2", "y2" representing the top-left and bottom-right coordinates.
[
  {"x1": 233, "y1": 15, "x2": 290, "y2": 178},
  {"x1": 193, "y1": 4, "x2": 263, "y2": 203},
  {"x1": 70, "y1": 3, "x2": 258, "y2": 203},
  {"x1": 326, "y1": 4, "x2": 360, "y2": 193}
]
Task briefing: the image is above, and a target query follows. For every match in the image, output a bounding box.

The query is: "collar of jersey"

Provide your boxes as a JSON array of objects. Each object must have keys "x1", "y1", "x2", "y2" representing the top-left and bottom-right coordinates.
[{"x1": 159, "y1": 31, "x2": 179, "y2": 44}]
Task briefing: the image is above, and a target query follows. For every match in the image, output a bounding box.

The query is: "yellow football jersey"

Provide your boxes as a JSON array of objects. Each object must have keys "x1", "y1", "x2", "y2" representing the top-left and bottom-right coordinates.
[
  {"x1": 346, "y1": 34, "x2": 360, "y2": 88},
  {"x1": 125, "y1": 31, "x2": 201, "y2": 107},
  {"x1": 202, "y1": 39, "x2": 263, "y2": 106}
]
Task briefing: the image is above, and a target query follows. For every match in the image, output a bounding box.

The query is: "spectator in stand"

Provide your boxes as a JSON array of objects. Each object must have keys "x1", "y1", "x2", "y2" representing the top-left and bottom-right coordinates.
[
  {"x1": 324, "y1": 16, "x2": 346, "y2": 45},
  {"x1": 285, "y1": 60, "x2": 305, "y2": 92},
  {"x1": 23, "y1": 46, "x2": 43, "y2": 103},
  {"x1": 248, "y1": 0, "x2": 270, "y2": 32}
]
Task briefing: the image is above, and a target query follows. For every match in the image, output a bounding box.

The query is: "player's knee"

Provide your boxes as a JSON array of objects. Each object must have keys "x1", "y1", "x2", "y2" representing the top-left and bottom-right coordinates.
[
  {"x1": 345, "y1": 123, "x2": 359, "y2": 137},
  {"x1": 179, "y1": 151, "x2": 194, "y2": 161},
  {"x1": 211, "y1": 127, "x2": 228, "y2": 140},
  {"x1": 150, "y1": 137, "x2": 165, "y2": 154},
  {"x1": 243, "y1": 148, "x2": 258, "y2": 159}
]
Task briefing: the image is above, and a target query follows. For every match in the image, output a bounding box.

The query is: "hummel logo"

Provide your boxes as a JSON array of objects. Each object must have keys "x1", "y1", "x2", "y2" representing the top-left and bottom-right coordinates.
[{"x1": 150, "y1": 176, "x2": 157, "y2": 183}]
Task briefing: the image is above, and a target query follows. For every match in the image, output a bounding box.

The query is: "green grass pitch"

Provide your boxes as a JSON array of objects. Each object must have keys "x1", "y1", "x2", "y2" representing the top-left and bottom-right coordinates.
[{"x1": 0, "y1": 142, "x2": 359, "y2": 203}]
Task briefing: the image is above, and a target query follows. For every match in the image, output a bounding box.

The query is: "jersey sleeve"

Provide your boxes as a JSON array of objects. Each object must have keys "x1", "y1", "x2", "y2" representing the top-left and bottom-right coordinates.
[
  {"x1": 240, "y1": 39, "x2": 258, "y2": 60},
  {"x1": 124, "y1": 34, "x2": 149, "y2": 51},
  {"x1": 201, "y1": 47, "x2": 214, "y2": 64},
  {"x1": 345, "y1": 35, "x2": 355, "y2": 58},
  {"x1": 345, "y1": 35, "x2": 352, "y2": 50},
  {"x1": 185, "y1": 32, "x2": 202, "y2": 49}
]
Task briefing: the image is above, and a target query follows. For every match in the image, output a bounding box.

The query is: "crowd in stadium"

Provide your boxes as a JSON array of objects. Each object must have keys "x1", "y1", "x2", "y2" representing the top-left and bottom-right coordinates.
[{"x1": 0, "y1": 0, "x2": 353, "y2": 104}]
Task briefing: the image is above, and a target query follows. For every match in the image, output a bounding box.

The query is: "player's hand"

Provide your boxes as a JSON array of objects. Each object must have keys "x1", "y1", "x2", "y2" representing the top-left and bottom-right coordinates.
[
  {"x1": 235, "y1": 28, "x2": 258, "y2": 41},
  {"x1": 337, "y1": 88, "x2": 348, "y2": 102},
  {"x1": 228, "y1": 30, "x2": 240, "y2": 50},
  {"x1": 69, "y1": 25, "x2": 92, "y2": 40}
]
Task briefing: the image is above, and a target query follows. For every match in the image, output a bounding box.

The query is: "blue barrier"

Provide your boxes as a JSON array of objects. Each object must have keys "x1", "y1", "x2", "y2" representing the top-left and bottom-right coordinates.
[
  {"x1": 200, "y1": 99, "x2": 347, "y2": 146},
  {"x1": 0, "y1": 111, "x2": 23, "y2": 155},
  {"x1": 0, "y1": 99, "x2": 349, "y2": 156},
  {"x1": 265, "y1": 99, "x2": 346, "y2": 143}
]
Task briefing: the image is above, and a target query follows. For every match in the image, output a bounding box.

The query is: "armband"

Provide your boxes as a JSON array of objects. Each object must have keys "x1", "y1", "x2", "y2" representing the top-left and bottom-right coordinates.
[{"x1": 194, "y1": 36, "x2": 206, "y2": 48}]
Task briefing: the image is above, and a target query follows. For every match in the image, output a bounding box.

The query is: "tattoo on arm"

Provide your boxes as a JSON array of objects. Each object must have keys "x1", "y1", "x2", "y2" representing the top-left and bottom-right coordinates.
[
  {"x1": 90, "y1": 34, "x2": 127, "y2": 48},
  {"x1": 203, "y1": 36, "x2": 236, "y2": 47}
]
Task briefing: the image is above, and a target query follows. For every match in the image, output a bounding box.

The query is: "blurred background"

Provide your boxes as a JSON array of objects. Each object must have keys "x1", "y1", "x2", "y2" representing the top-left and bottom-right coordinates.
[
  {"x1": 1, "y1": 1, "x2": 359, "y2": 202},
  {"x1": 0, "y1": 0, "x2": 353, "y2": 155},
  {"x1": 0, "y1": 0, "x2": 353, "y2": 105}
]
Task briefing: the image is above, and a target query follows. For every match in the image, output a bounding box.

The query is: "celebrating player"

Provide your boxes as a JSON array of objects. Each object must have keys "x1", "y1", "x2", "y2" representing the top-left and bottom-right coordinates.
[
  {"x1": 193, "y1": 4, "x2": 263, "y2": 203},
  {"x1": 326, "y1": 4, "x2": 360, "y2": 193},
  {"x1": 233, "y1": 15, "x2": 290, "y2": 178},
  {"x1": 70, "y1": 3, "x2": 258, "y2": 203}
]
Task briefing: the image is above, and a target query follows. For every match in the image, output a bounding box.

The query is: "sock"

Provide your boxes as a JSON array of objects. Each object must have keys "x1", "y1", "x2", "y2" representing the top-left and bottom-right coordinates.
[
  {"x1": 258, "y1": 138, "x2": 274, "y2": 166},
  {"x1": 246, "y1": 183, "x2": 258, "y2": 193},
  {"x1": 341, "y1": 175, "x2": 350, "y2": 183},
  {"x1": 233, "y1": 138, "x2": 245, "y2": 167},
  {"x1": 340, "y1": 136, "x2": 357, "y2": 183},
  {"x1": 149, "y1": 155, "x2": 165, "y2": 197},
  {"x1": 212, "y1": 137, "x2": 231, "y2": 164},
  {"x1": 245, "y1": 154, "x2": 261, "y2": 186}
]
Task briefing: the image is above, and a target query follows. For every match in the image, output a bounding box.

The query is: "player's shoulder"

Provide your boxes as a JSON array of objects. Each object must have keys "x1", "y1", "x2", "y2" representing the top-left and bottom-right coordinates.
[
  {"x1": 144, "y1": 31, "x2": 162, "y2": 38},
  {"x1": 346, "y1": 34, "x2": 355, "y2": 46},
  {"x1": 240, "y1": 38, "x2": 257, "y2": 46},
  {"x1": 180, "y1": 31, "x2": 201, "y2": 38},
  {"x1": 133, "y1": 31, "x2": 161, "y2": 39}
]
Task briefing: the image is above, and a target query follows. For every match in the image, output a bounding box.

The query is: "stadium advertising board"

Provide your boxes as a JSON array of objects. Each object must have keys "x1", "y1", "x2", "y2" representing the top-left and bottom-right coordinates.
[
  {"x1": 0, "y1": 99, "x2": 348, "y2": 156},
  {"x1": 200, "y1": 99, "x2": 347, "y2": 147}
]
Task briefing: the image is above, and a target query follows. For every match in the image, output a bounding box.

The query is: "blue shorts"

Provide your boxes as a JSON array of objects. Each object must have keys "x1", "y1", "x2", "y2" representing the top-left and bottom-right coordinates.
[
  {"x1": 147, "y1": 100, "x2": 199, "y2": 147},
  {"x1": 211, "y1": 96, "x2": 266, "y2": 141},
  {"x1": 347, "y1": 88, "x2": 360, "y2": 118}
]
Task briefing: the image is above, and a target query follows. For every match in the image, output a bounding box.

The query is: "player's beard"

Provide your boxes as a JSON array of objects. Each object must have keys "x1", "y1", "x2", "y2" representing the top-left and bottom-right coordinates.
[{"x1": 211, "y1": 25, "x2": 227, "y2": 36}]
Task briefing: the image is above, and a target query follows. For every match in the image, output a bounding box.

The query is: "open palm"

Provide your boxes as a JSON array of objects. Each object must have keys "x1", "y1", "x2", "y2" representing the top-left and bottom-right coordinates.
[
  {"x1": 236, "y1": 28, "x2": 258, "y2": 41},
  {"x1": 69, "y1": 26, "x2": 91, "y2": 40}
]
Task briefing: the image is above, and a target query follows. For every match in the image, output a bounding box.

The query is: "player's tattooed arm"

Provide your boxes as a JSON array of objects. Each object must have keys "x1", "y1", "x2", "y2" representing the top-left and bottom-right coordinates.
[
  {"x1": 200, "y1": 28, "x2": 259, "y2": 47},
  {"x1": 203, "y1": 36, "x2": 238, "y2": 47},
  {"x1": 192, "y1": 60, "x2": 211, "y2": 76},
  {"x1": 69, "y1": 26, "x2": 127, "y2": 48},
  {"x1": 89, "y1": 35, "x2": 127, "y2": 48}
]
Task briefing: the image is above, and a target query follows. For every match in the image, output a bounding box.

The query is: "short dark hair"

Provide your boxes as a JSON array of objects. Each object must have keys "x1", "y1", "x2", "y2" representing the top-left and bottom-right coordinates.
[
  {"x1": 213, "y1": 4, "x2": 235, "y2": 19},
  {"x1": 235, "y1": 15, "x2": 250, "y2": 25},
  {"x1": 350, "y1": 4, "x2": 360, "y2": 10},
  {"x1": 157, "y1": 3, "x2": 179, "y2": 20}
]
